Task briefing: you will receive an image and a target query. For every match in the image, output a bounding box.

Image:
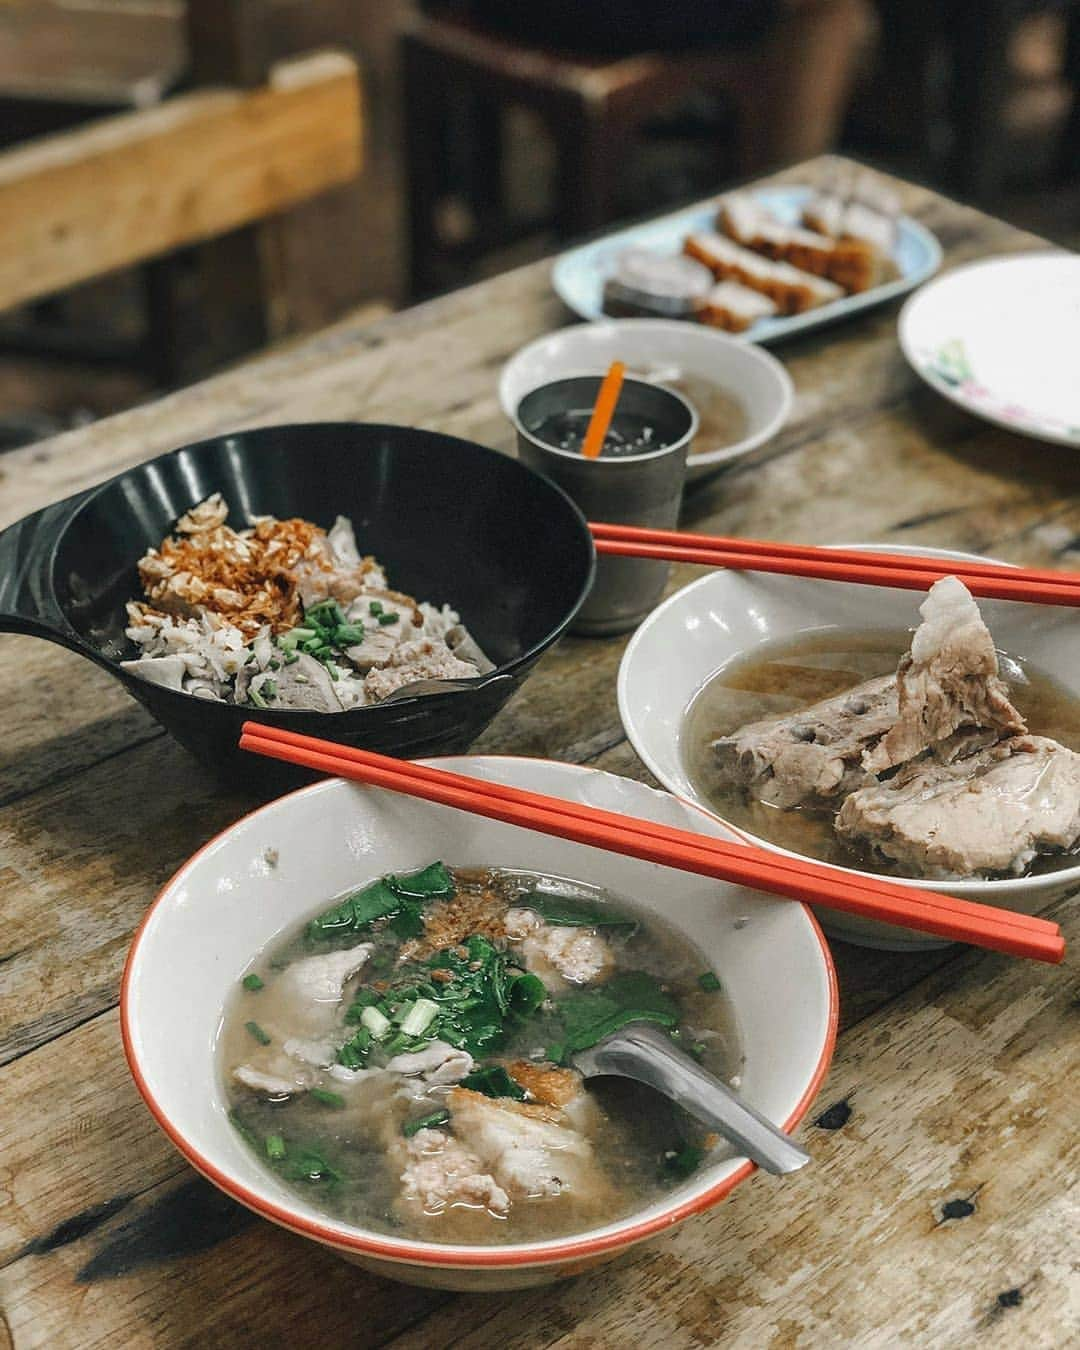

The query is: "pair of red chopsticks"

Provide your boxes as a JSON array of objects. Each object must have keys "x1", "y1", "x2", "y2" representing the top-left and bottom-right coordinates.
[
  {"x1": 589, "y1": 522, "x2": 1080, "y2": 606},
  {"x1": 239, "y1": 723, "x2": 1065, "y2": 965}
]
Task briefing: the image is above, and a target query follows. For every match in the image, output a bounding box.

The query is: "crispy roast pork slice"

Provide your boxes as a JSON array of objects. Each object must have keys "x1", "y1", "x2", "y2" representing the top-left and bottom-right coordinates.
[
  {"x1": 863, "y1": 576, "x2": 1025, "y2": 774},
  {"x1": 709, "y1": 673, "x2": 897, "y2": 808},
  {"x1": 837, "y1": 734, "x2": 1080, "y2": 878}
]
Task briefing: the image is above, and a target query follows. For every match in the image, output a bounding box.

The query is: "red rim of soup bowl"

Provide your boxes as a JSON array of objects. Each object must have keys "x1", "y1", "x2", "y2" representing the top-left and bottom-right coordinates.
[{"x1": 121, "y1": 756, "x2": 839, "y2": 1271}]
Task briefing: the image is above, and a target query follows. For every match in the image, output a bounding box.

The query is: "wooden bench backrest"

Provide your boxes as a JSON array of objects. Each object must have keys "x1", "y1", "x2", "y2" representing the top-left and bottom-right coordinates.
[{"x1": 0, "y1": 49, "x2": 362, "y2": 313}]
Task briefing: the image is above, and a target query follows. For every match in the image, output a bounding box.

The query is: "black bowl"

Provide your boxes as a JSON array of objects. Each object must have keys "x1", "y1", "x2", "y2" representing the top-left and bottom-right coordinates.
[{"x1": 0, "y1": 423, "x2": 595, "y2": 787}]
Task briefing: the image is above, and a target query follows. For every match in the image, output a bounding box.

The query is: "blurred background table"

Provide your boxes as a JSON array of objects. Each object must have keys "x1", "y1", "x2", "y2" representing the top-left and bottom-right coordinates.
[{"x1": 0, "y1": 156, "x2": 1076, "y2": 1349}]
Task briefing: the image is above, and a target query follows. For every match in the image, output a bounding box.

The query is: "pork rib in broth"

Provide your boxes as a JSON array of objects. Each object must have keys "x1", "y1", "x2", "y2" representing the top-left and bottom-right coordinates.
[
  {"x1": 686, "y1": 578, "x2": 1080, "y2": 880},
  {"x1": 221, "y1": 865, "x2": 741, "y2": 1245}
]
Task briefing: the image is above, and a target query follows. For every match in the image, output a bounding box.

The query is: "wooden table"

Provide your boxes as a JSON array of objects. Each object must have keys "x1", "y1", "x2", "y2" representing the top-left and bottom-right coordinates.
[{"x1": 0, "y1": 157, "x2": 1077, "y2": 1349}]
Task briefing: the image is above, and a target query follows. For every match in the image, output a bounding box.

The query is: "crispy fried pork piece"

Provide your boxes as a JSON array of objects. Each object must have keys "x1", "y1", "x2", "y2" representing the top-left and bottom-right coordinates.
[
  {"x1": 683, "y1": 231, "x2": 843, "y2": 314},
  {"x1": 504, "y1": 908, "x2": 613, "y2": 988},
  {"x1": 709, "y1": 673, "x2": 898, "y2": 808},
  {"x1": 447, "y1": 1088, "x2": 604, "y2": 1203},
  {"x1": 698, "y1": 281, "x2": 778, "y2": 331},
  {"x1": 863, "y1": 577, "x2": 1025, "y2": 774},
  {"x1": 837, "y1": 734, "x2": 1080, "y2": 878},
  {"x1": 505, "y1": 1062, "x2": 583, "y2": 1110}
]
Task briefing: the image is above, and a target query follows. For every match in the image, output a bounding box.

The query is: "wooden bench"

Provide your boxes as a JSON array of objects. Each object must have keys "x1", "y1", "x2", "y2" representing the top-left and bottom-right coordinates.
[{"x1": 0, "y1": 2, "x2": 364, "y2": 384}]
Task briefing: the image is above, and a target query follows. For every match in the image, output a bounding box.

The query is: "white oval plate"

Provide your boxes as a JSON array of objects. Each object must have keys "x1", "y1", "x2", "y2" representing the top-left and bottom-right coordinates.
[
  {"x1": 499, "y1": 319, "x2": 793, "y2": 480},
  {"x1": 552, "y1": 185, "x2": 942, "y2": 342},
  {"x1": 617, "y1": 546, "x2": 1080, "y2": 951},
  {"x1": 899, "y1": 252, "x2": 1080, "y2": 447}
]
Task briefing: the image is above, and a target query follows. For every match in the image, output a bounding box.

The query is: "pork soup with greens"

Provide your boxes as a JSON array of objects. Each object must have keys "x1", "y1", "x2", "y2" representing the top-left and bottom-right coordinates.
[{"x1": 221, "y1": 864, "x2": 742, "y2": 1245}]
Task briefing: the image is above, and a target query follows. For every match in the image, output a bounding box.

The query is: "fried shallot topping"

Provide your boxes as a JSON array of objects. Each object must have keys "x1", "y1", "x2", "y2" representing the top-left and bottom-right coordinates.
[{"x1": 135, "y1": 494, "x2": 348, "y2": 637}]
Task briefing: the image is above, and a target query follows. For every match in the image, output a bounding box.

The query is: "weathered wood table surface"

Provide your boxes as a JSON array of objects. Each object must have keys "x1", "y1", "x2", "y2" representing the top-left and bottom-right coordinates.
[{"x1": 1, "y1": 157, "x2": 1077, "y2": 1349}]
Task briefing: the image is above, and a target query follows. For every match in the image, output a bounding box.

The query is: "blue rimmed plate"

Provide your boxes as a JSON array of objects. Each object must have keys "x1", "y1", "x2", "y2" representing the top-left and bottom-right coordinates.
[{"x1": 551, "y1": 185, "x2": 942, "y2": 343}]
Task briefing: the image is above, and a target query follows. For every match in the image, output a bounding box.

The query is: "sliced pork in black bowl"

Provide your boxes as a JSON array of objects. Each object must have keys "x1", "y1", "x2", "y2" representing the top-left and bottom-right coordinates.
[{"x1": 0, "y1": 423, "x2": 594, "y2": 786}]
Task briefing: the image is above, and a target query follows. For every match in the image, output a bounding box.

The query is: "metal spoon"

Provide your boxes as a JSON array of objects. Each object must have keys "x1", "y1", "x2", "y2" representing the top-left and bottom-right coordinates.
[
  {"x1": 379, "y1": 673, "x2": 513, "y2": 704},
  {"x1": 571, "y1": 1021, "x2": 811, "y2": 1176}
]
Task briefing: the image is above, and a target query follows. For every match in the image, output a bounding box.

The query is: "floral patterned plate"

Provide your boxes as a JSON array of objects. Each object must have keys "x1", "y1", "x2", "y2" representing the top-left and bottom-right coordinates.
[{"x1": 899, "y1": 252, "x2": 1080, "y2": 447}]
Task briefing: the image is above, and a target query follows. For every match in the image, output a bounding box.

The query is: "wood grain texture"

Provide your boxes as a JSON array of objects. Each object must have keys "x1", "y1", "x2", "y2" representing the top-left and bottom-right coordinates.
[
  {"x1": 0, "y1": 50, "x2": 362, "y2": 312},
  {"x1": 0, "y1": 157, "x2": 1077, "y2": 1348}
]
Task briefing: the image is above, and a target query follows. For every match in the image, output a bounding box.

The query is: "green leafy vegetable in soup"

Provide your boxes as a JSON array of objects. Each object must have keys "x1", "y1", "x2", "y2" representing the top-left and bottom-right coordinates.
[{"x1": 221, "y1": 865, "x2": 742, "y2": 1246}]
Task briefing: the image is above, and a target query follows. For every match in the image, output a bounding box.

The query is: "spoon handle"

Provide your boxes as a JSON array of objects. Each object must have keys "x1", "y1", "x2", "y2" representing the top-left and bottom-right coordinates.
[{"x1": 573, "y1": 1022, "x2": 811, "y2": 1176}]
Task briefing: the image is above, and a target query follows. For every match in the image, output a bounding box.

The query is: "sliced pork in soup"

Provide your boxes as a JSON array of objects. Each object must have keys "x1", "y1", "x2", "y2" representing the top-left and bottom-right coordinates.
[
  {"x1": 838, "y1": 733, "x2": 1080, "y2": 878},
  {"x1": 221, "y1": 864, "x2": 742, "y2": 1244},
  {"x1": 687, "y1": 576, "x2": 1080, "y2": 879}
]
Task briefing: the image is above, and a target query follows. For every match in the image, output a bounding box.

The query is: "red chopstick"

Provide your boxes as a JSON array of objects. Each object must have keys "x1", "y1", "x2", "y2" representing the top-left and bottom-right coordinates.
[
  {"x1": 588, "y1": 522, "x2": 1080, "y2": 607},
  {"x1": 239, "y1": 725, "x2": 1065, "y2": 963}
]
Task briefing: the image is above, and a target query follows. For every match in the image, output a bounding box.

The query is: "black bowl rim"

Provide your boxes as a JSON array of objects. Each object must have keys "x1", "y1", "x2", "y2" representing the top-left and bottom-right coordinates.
[{"x1": 40, "y1": 421, "x2": 597, "y2": 716}]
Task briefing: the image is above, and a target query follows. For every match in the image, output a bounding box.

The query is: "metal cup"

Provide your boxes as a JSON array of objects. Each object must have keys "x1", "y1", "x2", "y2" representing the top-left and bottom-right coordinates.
[{"x1": 515, "y1": 375, "x2": 695, "y2": 636}]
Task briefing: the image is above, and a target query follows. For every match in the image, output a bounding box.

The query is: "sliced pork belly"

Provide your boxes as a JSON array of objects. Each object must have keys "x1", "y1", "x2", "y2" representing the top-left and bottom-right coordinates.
[
  {"x1": 864, "y1": 577, "x2": 1025, "y2": 774},
  {"x1": 837, "y1": 734, "x2": 1080, "y2": 878},
  {"x1": 709, "y1": 673, "x2": 897, "y2": 809}
]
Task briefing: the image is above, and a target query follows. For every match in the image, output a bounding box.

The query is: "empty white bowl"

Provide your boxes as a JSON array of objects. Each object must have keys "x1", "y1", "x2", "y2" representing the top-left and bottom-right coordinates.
[
  {"x1": 122, "y1": 756, "x2": 836, "y2": 1291},
  {"x1": 618, "y1": 547, "x2": 1080, "y2": 951},
  {"x1": 499, "y1": 320, "x2": 793, "y2": 481}
]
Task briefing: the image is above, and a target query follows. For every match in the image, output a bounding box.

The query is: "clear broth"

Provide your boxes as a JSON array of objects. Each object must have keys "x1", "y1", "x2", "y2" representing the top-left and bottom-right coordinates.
[
  {"x1": 683, "y1": 628, "x2": 1080, "y2": 876},
  {"x1": 220, "y1": 865, "x2": 742, "y2": 1245}
]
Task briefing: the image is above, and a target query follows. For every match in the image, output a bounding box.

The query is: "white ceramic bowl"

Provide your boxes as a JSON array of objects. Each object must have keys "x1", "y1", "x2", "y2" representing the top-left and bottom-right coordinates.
[
  {"x1": 618, "y1": 547, "x2": 1080, "y2": 951},
  {"x1": 499, "y1": 320, "x2": 794, "y2": 481},
  {"x1": 122, "y1": 756, "x2": 836, "y2": 1291}
]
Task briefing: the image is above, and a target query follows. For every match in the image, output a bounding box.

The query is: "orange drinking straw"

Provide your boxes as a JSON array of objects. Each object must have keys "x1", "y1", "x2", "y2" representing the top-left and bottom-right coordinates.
[{"x1": 580, "y1": 360, "x2": 626, "y2": 459}]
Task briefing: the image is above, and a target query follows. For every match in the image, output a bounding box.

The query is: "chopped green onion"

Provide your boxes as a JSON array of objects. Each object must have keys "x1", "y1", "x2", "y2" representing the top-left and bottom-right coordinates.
[
  {"x1": 228, "y1": 1109, "x2": 259, "y2": 1150},
  {"x1": 305, "y1": 600, "x2": 346, "y2": 630},
  {"x1": 245, "y1": 1020, "x2": 271, "y2": 1045},
  {"x1": 262, "y1": 678, "x2": 277, "y2": 700},
  {"x1": 265, "y1": 1133, "x2": 286, "y2": 1160},
  {"x1": 283, "y1": 651, "x2": 300, "y2": 665},
  {"x1": 325, "y1": 662, "x2": 340, "y2": 682},
  {"x1": 697, "y1": 971, "x2": 722, "y2": 993},
  {"x1": 368, "y1": 600, "x2": 384, "y2": 616},
  {"x1": 310, "y1": 1088, "x2": 346, "y2": 1109},
  {"x1": 689, "y1": 1042, "x2": 707, "y2": 1061},
  {"x1": 377, "y1": 612, "x2": 399, "y2": 626},
  {"x1": 268, "y1": 658, "x2": 280, "y2": 671},
  {"x1": 241, "y1": 973, "x2": 264, "y2": 992},
  {"x1": 248, "y1": 688, "x2": 268, "y2": 709},
  {"x1": 337, "y1": 1025, "x2": 372, "y2": 1069},
  {"x1": 403, "y1": 1109, "x2": 450, "y2": 1138},
  {"x1": 294, "y1": 673, "x2": 309, "y2": 684},
  {"x1": 398, "y1": 998, "x2": 439, "y2": 1038},
  {"x1": 334, "y1": 623, "x2": 366, "y2": 645},
  {"x1": 286, "y1": 627, "x2": 316, "y2": 644},
  {"x1": 662, "y1": 1143, "x2": 704, "y2": 1178},
  {"x1": 361, "y1": 1005, "x2": 392, "y2": 1040}
]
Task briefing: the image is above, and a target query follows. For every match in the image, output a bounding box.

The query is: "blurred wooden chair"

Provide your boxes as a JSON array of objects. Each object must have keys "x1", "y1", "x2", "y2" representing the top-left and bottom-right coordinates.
[
  {"x1": 869, "y1": 0, "x2": 1080, "y2": 201},
  {"x1": 0, "y1": 1, "x2": 364, "y2": 383},
  {"x1": 400, "y1": 3, "x2": 870, "y2": 298}
]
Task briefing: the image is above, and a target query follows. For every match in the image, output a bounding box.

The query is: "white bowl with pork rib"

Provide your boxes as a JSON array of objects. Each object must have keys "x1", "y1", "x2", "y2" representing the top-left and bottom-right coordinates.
[{"x1": 618, "y1": 545, "x2": 1080, "y2": 951}]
